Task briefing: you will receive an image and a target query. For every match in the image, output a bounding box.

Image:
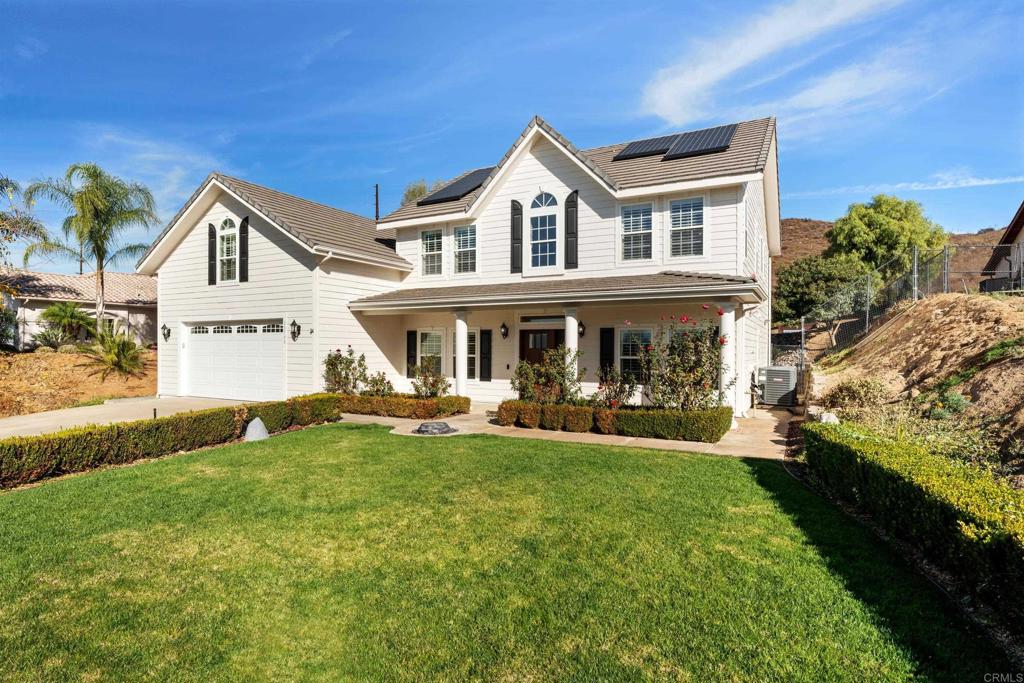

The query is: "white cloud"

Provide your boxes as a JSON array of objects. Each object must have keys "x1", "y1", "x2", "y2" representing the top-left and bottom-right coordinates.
[
  {"x1": 297, "y1": 29, "x2": 353, "y2": 70},
  {"x1": 14, "y1": 37, "x2": 47, "y2": 60},
  {"x1": 784, "y1": 168, "x2": 1024, "y2": 197},
  {"x1": 642, "y1": 0, "x2": 904, "y2": 125}
]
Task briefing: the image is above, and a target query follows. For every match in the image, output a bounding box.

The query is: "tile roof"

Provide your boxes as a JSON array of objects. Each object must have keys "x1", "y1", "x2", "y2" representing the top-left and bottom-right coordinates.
[
  {"x1": 1, "y1": 269, "x2": 157, "y2": 305},
  {"x1": 379, "y1": 116, "x2": 775, "y2": 224},
  {"x1": 350, "y1": 271, "x2": 756, "y2": 309},
  {"x1": 139, "y1": 172, "x2": 411, "y2": 271}
]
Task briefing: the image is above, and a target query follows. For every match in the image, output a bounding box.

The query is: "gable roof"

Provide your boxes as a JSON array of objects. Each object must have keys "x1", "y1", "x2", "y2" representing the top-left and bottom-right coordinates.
[
  {"x1": 1, "y1": 269, "x2": 156, "y2": 305},
  {"x1": 137, "y1": 173, "x2": 412, "y2": 273},
  {"x1": 379, "y1": 116, "x2": 776, "y2": 225},
  {"x1": 983, "y1": 199, "x2": 1024, "y2": 274}
]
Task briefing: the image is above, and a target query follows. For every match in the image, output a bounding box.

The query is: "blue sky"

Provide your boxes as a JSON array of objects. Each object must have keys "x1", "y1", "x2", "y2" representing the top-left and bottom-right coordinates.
[{"x1": 2, "y1": 0, "x2": 1022, "y2": 273}]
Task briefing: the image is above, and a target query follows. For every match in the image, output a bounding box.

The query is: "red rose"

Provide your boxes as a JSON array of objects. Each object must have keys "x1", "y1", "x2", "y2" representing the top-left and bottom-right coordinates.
[
  {"x1": 702, "y1": 304, "x2": 709, "y2": 310},
  {"x1": 680, "y1": 315, "x2": 689, "y2": 323},
  {"x1": 610, "y1": 399, "x2": 619, "y2": 408},
  {"x1": 719, "y1": 336, "x2": 727, "y2": 345},
  {"x1": 716, "y1": 307, "x2": 724, "y2": 316}
]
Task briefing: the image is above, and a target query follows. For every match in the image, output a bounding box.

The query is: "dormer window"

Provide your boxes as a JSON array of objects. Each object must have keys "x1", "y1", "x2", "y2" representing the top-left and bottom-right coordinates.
[
  {"x1": 529, "y1": 192, "x2": 558, "y2": 268},
  {"x1": 218, "y1": 218, "x2": 238, "y2": 282}
]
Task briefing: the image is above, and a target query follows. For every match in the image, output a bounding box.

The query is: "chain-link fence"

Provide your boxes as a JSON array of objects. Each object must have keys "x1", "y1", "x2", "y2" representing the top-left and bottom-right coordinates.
[{"x1": 772, "y1": 241, "x2": 1023, "y2": 364}]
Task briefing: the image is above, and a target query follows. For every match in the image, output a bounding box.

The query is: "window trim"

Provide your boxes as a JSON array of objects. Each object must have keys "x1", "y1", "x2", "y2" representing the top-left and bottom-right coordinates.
[
  {"x1": 419, "y1": 228, "x2": 444, "y2": 278},
  {"x1": 663, "y1": 192, "x2": 709, "y2": 263},
  {"x1": 617, "y1": 326, "x2": 653, "y2": 381},
  {"x1": 453, "y1": 224, "x2": 477, "y2": 276},
  {"x1": 526, "y1": 191, "x2": 559, "y2": 274},
  {"x1": 416, "y1": 328, "x2": 445, "y2": 374},
  {"x1": 619, "y1": 201, "x2": 655, "y2": 263},
  {"x1": 217, "y1": 218, "x2": 239, "y2": 284}
]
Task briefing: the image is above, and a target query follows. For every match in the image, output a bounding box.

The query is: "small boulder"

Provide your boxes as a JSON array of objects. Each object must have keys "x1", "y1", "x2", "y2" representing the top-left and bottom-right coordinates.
[
  {"x1": 819, "y1": 412, "x2": 840, "y2": 424},
  {"x1": 244, "y1": 417, "x2": 269, "y2": 442}
]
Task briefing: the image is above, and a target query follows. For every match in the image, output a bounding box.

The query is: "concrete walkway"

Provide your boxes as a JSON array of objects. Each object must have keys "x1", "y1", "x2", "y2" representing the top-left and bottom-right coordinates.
[
  {"x1": 341, "y1": 404, "x2": 793, "y2": 460},
  {"x1": 0, "y1": 396, "x2": 244, "y2": 439}
]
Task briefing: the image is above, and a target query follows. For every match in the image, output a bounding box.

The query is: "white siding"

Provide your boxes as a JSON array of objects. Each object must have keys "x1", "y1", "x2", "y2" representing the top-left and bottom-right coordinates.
[
  {"x1": 156, "y1": 195, "x2": 316, "y2": 397},
  {"x1": 741, "y1": 179, "x2": 771, "y2": 399},
  {"x1": 394, "y1": 137, "x2": 742, "y2": 286}
]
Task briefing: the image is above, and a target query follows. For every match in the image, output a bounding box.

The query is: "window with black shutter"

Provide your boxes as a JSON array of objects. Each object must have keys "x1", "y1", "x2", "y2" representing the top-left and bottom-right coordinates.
[{"x1": 479, "y1": 329, "x2": 492, "y2": 382}]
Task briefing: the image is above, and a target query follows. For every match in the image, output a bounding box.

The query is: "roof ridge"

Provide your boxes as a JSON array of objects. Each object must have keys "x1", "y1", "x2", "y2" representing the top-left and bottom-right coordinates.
[
  {"x1": 215, "y1": 173, "x2": 375, "y2": 226},
  {"x1": 581, "y1": 116, "x2": 775, "y2": 154}
]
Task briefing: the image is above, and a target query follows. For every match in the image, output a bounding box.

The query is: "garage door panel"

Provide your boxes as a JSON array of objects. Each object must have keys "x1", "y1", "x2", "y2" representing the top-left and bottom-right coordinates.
[{"x1": 185, "y1": 320, "x2": 285, "y2": 401}]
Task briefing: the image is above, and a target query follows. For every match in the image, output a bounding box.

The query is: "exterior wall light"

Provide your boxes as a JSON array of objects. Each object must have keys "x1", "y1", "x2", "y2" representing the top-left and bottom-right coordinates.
[
  {"x1": 499, "y1": 322, "x2": 509, "y2": 339},
  {"x1": 578, "y1": 321, "x2": 586, "y2": 338},
  {"x1": 161, "y1": 324, "x2": 171, "y2": 342},
  {"x1": 290, "y1": 320, "x2": 302, "y2": 341}
]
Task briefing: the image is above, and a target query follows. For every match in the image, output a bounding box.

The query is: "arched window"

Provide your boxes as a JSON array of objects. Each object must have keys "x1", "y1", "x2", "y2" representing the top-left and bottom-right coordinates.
[
  {"x1": 218, "y1": 218, "x2": 238, "y2": 282},
  {"x1": 529, "y1": 193, "x2": 558, "y2": 268}
]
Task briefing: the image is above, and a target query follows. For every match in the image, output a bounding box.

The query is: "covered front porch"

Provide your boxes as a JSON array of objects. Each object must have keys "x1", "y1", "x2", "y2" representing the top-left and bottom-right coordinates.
[{"x1": 348, "y1": 271, "x2": 767, "y2": 415}]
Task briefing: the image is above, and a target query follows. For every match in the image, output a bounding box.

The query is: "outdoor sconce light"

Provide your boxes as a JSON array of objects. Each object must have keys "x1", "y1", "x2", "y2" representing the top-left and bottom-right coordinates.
[
  {"x1": 161, "y1": 324, "x2": 171, "y2": 342},
  {"x1": 499, "y1": 322, "x2": 509, "y2": 339},
  {"x1": 290, "y1": 320, "x2": 302, "y2": 341},
  {"x1": 577, "y1": 321, "x2": 586, "y2": 338}
]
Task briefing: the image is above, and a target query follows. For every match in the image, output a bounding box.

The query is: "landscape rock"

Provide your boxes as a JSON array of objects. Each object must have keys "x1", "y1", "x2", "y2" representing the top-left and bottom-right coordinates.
[
  {"x1": 818, "y1": 412, "x2": 840, "y2": 424},
  {"x1": 244, "y1": 417, "x2": 269, "y2": 442}
]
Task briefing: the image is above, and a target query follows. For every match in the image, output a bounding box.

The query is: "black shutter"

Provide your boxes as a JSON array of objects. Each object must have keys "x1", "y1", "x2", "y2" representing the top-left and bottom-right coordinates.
[
  {"x1": 510, "y1": 200, "x2": 523, "y2": 273},
  {"x1": 207, "y1": 223, "x2": 216, "y2": 285},
  {"x1": 479, "y1": 329, "x2": 492, "y2": 382},
  {"x1": 564, "y1": 190, "x2": 578, "y2": 269},
  {"x1": 406, "y1": 331, "x2": 417, "y2": 378},
  {"x1": 599, "y1": 327, "x2": 615, "y2": 376},
  {"x1": 239, "y1": 217, "x2": 249, "y2": 283}
]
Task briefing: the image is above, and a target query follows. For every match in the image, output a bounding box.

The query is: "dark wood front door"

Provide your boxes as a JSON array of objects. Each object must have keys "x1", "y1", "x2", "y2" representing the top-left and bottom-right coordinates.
[{"x1": 519, "y1": 329, "x2": 565, "y2": 363}]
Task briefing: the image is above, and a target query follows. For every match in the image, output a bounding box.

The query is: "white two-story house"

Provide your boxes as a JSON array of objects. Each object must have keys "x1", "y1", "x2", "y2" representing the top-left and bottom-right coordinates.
[{"x1": 137, "y1": 116, "x2": 780, "y2": 414}]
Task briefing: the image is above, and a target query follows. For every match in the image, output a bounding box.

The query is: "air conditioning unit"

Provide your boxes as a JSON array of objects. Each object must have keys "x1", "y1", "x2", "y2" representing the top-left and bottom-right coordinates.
[{"x1": 758, "y1": 366, "x2": 797, "y2": 406}]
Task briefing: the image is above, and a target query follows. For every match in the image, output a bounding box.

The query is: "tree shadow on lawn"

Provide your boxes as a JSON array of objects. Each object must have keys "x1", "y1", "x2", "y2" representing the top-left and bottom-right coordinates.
[{"x1": 742, "y1": 457, "x2": 1013, "y2": 677}]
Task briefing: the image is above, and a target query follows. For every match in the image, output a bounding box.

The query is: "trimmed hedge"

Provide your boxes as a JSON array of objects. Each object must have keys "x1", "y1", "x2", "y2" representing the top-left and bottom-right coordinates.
[
  {"x1": 495, "y1": 401, "x2": 732, "y2": 443},
  {"x1": 0, "y1": 394, "x2": 345, "y2": 490},
  {"x1": 335, "y1": 394, "x2": 470, "y2": 419},
  {"x1": 804, "y1": 422, "x2": 1024, "y2": 628}
]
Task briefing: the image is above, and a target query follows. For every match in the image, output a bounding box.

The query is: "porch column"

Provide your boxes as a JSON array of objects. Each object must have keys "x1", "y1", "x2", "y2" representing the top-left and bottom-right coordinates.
[
  {"x1": 454, "y1": 310, "x2": 468, "y2": 396},
  {"x1": 718, "y1": 303, "x2": 738, "y2": 425},
  {"x1": 563, "y1": 307, "x2": 578, "y2": 376}
]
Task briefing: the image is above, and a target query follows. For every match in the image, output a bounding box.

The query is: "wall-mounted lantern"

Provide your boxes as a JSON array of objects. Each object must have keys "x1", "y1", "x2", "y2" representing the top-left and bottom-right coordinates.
[
  {"x1": 499, "y1": 322, "x2": 509, "y2": 339},
  {"x1": 161, "y1": 324, "x2": 171, "y2": 342},
  {"x1": 577, "y1": 321, "x2": 586, "y2": 338},
  {"x1": 290, "y1": 320, "x2": 302, "y2": 341}
]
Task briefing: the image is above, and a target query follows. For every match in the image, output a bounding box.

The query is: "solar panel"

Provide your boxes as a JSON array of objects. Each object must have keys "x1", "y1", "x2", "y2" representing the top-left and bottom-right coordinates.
[
  {"x1": 417, "y1": 167, "x2": 494, "y2": 206},
  {"x1": 662, "y1": 124, "x2": 737, "y2": 161},
  {"x1": 612, "y1": 135, "x2": 680, "y2": 161}
]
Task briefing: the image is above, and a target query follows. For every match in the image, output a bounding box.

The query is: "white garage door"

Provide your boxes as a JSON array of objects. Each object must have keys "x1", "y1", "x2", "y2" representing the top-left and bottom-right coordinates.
[{"x1": 185, "y1": 320, "x2": 285, "y2": 401}]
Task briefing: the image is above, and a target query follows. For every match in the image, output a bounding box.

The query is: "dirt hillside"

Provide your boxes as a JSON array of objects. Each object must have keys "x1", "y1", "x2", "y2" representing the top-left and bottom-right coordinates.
[
  {"x1": 828, "y1": 293, "x2": 1024, "y2": 442},
  {"x1": 0, "y1": 351, "x2": 156, "y2": 418}
]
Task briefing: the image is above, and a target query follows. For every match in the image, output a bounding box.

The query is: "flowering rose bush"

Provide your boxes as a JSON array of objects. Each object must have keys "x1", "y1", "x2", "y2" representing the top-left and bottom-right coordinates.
[
  {"x1": 511, "y1": 345, "x2": 584, "y2": 404},
  {"x1": 590, "y1": 364, "x2": 638, "y2": 409},
  {"x1": 324, "y1": 346, "x2": 369, "y2": 394},
  {"x1": 639, "y1": 314, "x2": 728, "y2": 411}
]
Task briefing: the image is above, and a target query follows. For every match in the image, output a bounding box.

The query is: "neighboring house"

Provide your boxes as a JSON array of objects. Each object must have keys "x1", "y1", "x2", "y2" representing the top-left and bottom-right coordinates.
[
  {"x1": 982, "y1": 199, "x2": 1024, "y2": 292},
  {"x1": 137, "y1": 116, "x2": 780, "y2": 413},
  {"x1": 0, "y1": 269, "x2": 157, "y2": 350}
]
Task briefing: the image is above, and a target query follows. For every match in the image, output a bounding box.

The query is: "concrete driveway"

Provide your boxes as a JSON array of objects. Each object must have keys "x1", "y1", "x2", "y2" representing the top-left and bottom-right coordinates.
[{"x1": 0, "y1": 397, "x2": 244, "y2": 439}]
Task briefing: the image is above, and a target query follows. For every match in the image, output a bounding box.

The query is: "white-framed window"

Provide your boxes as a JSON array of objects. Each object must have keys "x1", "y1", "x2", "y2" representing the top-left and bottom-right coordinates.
[
  {"x1": 620, "y1": 328, "x2": 652, "y2": 380},
  {"x1": 454, "y1": 225, "x2": 476, "y2": 274},
  {"x1": 262, "y1": 323, "x2": 284, "y2": 334},
  {"x1": 218, "y1": 218, "x2": 238, "y2": 282},
  {"x1": 621, "y1": 203, "x2": 653, "y2": 261},
  {"x1": 530, "y1": 192, "x2": 558, "y2": 268},
  {"x1": 417, "y1": 330, "x2": 443, "y2": 374},
  {"x1": 237, "y1": 324, "x2": 258, "y2": 334},
  {"x1": 421, "y1": 229, "x2": 443, "y2": 276},
  {"x1": 669, "y1": 197, "x2": 704, "y2": 257},
  {"x1": 192, "y1": 325, "x2": 209, "y2": 334},
  {"x1": 450, "y1": 329, "x2": 478, "y2": 380},
  {"x1": 213, "y1": 325, "x2": 232, "y2": 334}
]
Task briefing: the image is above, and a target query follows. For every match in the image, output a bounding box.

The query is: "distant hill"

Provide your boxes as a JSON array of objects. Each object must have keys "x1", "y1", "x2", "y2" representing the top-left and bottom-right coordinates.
[{"x1": 773, "y1": 218, "x2": 1005, "y2": 287}]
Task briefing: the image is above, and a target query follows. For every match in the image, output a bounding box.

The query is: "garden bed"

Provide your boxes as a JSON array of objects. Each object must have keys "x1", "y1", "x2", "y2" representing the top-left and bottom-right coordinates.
[
  {"x1": 336, "y1": 393, "x2": 470, "y2": 419},
  {"x1": 497, "y1": 400, "x2": 732, "y2": 443}
]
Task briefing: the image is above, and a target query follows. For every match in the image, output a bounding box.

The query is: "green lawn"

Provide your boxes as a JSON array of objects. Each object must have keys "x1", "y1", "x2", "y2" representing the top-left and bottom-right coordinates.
[{"x1": 0, "y1": 424, "x2": 1009, "y2": 681}]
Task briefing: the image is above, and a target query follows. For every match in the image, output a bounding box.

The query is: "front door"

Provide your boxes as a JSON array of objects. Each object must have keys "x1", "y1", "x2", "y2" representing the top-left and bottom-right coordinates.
[{"x1": 519, "y1": 329, "x2": 565, "y2": 363}]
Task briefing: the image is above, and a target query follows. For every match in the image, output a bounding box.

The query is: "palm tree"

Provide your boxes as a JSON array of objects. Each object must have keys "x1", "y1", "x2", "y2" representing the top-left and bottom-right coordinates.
[
  {"x1": 0, "y1": 175, "x2": 46, "y2": 284},
  {"x1": 24, "y1": 164, "x2": 156, "y2": 332},
  {"x1": 39, "y1": 301, "x2": 95, "y2": 340}
]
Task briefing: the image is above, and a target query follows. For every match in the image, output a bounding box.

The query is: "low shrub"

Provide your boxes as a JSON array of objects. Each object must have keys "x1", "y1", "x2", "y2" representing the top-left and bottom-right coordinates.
[
  {"x1": 564, "y1": 405, "x2": 594, "y2": 433},
  {"x1": 614, "y1": 407, "x2": 733, "y2": 442},
  {"x1": 57, "y1": 344, "x2": 78, "y2": 354},
  {"x1": 593, "y1": 408, "x2": 616, "y2": 435},
  {"x1": 540, "y1": 404, "x2": 567, "y2": 431},
  {"x1": 34, "y1": 346, "x2": 55, "y2": 354},
  {"x1": 246, "y1": 400, "x2": 293, "y2": 434},
  {"x1": 803, "y1": 422, "x2": 1024, "y2": 628},
  {"x1": 821, "y1": 378, "x2": 892, "y2": 411},
  {"x1": 517, "y1": 402, "x2": 540, "y2": 429},
  {"x1": 495, "y1": 400, "x2": 521, "y2": 427},
  {"x1": 80, "y1": 330, "x2": 146, "y2": 380},
  {"x1": 0, "y1": 395, "x2": 347, "y2": 490},
  {"x1": 335, "y1": 393, "x2": 469, "y2": 419},
  {"x1": 362, "y1": 372, "x2": 395, "y2": 397},
  {"x1": 410, "y1": 362, "x2": 451, "y2": 399}
]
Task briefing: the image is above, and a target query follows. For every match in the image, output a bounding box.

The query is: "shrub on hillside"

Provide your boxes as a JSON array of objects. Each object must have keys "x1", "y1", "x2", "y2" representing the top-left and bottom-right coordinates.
[
  {"x1": 820, "y1": 378, "x2": 892, "y2": 411},
  {"x1": 32, "y1": 326, "x2": 73, "y2": 350},
  {"x1": 803, "y1": 421, "x2": 1024, "y2": 628},
  {"x1": 80, "y1": 330, "x2": 146, "y2": 380},
  {"x1": 57, "y1": 344, "x2": 78, "y2": 354},
  {"x1": 0, "y1": 306, "x2": 15, "y2": 349}
]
